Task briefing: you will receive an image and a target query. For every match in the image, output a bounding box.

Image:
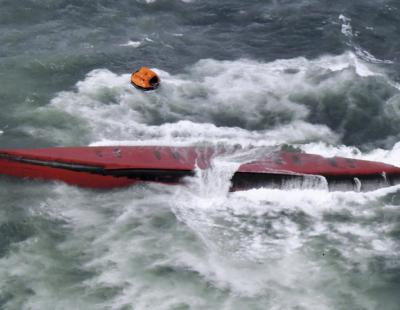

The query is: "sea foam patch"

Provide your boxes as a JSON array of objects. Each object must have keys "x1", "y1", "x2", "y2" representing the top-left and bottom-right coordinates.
[
  {"x1": 119, "y1": 40, "x2": 142, "y2": 48},
  {"x1": 41, "y1": 53, "x2": 397, "y2": 147}
]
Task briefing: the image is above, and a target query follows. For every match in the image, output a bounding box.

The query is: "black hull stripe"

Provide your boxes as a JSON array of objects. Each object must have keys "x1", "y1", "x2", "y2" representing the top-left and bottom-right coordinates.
[{"x1": 0, "y1": 153, "x2": 194, "y2": 183}]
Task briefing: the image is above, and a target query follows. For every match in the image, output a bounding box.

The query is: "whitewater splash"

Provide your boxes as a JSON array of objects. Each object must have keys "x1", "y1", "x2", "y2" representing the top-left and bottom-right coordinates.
[
  {"x1": 18, "y1": 52, "x2": 397, "y2": 150},
  {"x1": 339, "y1": 14, "x2": 394, "y2": 65},
  {"x1": 0, "y1": 168, "x2": 399, "y2": 309},
  {"x1": 162, "y1": 161, "x2": 400, "y2": 307}
]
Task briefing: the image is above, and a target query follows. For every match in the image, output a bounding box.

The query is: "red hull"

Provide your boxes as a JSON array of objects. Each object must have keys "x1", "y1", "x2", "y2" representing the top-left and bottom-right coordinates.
[{"x1": 0, "y1": 146, "x2": 399, "y2": 191}]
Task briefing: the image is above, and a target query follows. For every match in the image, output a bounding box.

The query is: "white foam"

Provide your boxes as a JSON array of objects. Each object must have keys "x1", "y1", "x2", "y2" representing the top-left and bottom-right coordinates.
[
  {"x1": 2, "y1": 168, "x2": 398, "y2": 309},
  {"x1": 354, "y1": 46, "x2": 393, "y2": 65},
  {"x1": 300, "y1": 141, "x2": 400, "y2": 167},
  {"x1": 145, "y1": 0, "x2": 193, "y2": 3},
  {"x1": 119, "y1": 40, "x2": 141, "y2": 48},
  {"x1": 42, "y1": 53, "x2": 391, "y2": 146},
  {"x1": 165, "y1": 176, "x2": 400, "y2": 304},
  {"x1": 339, "y1": 14, "x2": 393, "y2": 66},
  {"x1": 339, "y1": 14, "x2": 353, "y2": 38}
]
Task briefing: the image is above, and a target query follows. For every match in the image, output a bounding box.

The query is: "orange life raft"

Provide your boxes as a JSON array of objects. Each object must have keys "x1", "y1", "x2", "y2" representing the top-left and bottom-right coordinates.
[{"x1": 131, "y1": 67, "x2": 160, "y2": 90}]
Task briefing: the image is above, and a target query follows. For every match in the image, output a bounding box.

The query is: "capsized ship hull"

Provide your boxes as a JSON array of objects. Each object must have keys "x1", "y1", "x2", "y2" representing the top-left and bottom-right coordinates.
[{"x1": 0, "y1": 146, "x2": 399, "y2": 191}]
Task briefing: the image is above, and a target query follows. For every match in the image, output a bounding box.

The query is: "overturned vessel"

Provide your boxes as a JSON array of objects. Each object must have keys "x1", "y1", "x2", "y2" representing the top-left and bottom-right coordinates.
[{"x1": 0, "y1": 146, "x2": 399, "y2": 191}]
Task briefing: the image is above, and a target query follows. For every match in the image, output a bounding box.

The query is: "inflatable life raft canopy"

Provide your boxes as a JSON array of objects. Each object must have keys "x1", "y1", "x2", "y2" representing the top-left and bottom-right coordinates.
[{"x1": 131, "y1": 67, "x2": 160, "y2": 90}]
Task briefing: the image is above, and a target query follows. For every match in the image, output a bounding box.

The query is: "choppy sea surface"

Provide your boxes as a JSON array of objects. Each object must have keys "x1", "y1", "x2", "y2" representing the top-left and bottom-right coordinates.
[{"x1": 1, "y1": 0, "x2": 400, "y2": 309}]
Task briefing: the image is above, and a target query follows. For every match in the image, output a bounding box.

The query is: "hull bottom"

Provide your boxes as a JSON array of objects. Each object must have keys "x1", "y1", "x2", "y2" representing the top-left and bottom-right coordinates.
[{"x1": 1, "y1": 146, "x2": 399, "y2": 192}]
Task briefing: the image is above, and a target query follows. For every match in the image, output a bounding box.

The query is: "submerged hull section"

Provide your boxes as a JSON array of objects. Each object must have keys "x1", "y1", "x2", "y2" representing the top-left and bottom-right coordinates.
[{"x1": 0, "y1": 146, "x2": 399, "y2": 191}]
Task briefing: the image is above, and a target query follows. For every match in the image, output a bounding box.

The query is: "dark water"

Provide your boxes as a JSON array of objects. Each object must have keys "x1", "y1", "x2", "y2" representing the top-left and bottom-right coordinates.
[{"x1": 1, "y1": 1, "x2": 400, "y2": 309}]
